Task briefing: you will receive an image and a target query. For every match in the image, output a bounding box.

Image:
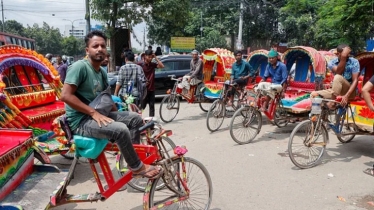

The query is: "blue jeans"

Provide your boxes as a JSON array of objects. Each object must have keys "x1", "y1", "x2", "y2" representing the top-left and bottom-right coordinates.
[{"x1": 73, "y1": 111, "x2": 144, "y2": 170}]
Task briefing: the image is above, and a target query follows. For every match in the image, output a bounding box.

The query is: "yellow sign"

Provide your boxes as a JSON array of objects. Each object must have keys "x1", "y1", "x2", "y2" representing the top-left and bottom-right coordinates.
[{"x1": 171, "y1": 37, "x2": 195, "y2": 52}]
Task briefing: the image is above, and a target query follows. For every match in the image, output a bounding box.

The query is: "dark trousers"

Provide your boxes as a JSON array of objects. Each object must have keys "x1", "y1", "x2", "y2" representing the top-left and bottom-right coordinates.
[
  {"x1": 229, "y1": 78, "x2": 248, "y2": 97},
  {"x1": 141, "y1": 90, "x2": 155, "y2": 117},
  {"x1": 73, "y1": 111, "x2": 144, "y2": 170}
]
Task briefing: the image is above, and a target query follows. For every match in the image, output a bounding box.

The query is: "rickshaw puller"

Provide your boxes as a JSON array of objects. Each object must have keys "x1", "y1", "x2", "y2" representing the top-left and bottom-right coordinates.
[{"x1": 255, "y1": 49, "x2": 288, "y2": 112}]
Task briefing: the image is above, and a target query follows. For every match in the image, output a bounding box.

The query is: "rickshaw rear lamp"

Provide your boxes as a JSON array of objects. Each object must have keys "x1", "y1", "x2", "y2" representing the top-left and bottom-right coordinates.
[
  {"x1": 163, "y1": 130, "x2": 173, "y2": 136},
  {"x1": 310, "y1": 115, "x2": 318, "y2": 122}
]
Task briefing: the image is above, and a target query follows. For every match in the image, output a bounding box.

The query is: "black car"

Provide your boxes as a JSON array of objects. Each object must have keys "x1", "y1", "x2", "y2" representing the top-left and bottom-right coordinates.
[{"x1": 109, "y1": 55, "x2": 192, "y2": 98}]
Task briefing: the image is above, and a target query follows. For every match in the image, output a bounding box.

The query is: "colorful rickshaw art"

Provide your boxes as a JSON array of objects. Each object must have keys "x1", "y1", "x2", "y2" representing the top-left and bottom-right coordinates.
[
  {"x1": 245, "y1": 49, "x2": 269, "y2": 89},
  {"x1": 348, "y1": 52, "x2": 374, "y2": 132},
  {"x1": 0, "y1": 45, "x2": 68, "y2": 157},
  {"x1": 201, "y1": 48, "x2": 236, "y2": 98},
  {"x1": 281, "y1": 46, "x2": 335, "y2": 113}
]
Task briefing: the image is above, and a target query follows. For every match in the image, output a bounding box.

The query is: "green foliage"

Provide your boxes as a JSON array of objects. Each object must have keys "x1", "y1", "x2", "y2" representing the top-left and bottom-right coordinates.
[
  {"x1": 313, "y1": 0, "x2": 373, "y2": 52},
  {"x1": 61, "y1": 36, "x2": 86, "y2": 56},
  {"x1": 2, "y1": 20, "x2": 85, "y2": 57},
  {"x1": 147, "y1": 0, "x2": 192, "y2": 46}
]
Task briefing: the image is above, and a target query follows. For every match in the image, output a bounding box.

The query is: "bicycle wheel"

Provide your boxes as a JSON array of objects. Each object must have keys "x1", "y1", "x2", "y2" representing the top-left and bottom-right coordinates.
[
  {"x1": 335, "y1": 108, "x2": 356, "y2": 143},
  {"x1": 199, "y1": 97, "x2": 212, "y2": 112},
  {"x1": 117, "y1": 136, "x2": 176, "y2": 192},
  {"x1": 146, "y1": 157, "x2": 213, "y2": 210},
  {"x1": 337, "y1": 123, "x2": 356, "y2": 143},
  {"x1": 229, "y1": 106, "x2": 262, "y2": 145},
  {"x1": 273, "y1": 100, "x2": 289, "y2": 128},
  {"x1": 206, "y1": 99, "x2": 225, "y2": 132},
  {"x1": 288, "y1": 120, "x2": 328, "y2": 169},
  {"x1": 159, "y1": 94, "x2": 180, "y2": 123}
]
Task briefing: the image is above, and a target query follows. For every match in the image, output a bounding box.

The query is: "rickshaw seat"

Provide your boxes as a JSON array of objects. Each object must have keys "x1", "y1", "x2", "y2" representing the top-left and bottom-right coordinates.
[
  {"x1": 73, "y1": 135, "x2": 108, "y2": 159},
  {"x1": 288, "y1": 81, "x2": 315, "y2": 92}
]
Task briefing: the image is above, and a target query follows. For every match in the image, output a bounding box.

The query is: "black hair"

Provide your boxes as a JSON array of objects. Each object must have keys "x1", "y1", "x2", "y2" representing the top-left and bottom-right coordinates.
[
  {"x1": 125, "y1": 51, "x2": 135, "y2": 61},
  {"x1": 85, "y1": 30, "x2": 107, "y2": 47},
  {"x1": 234, "y1": 50, "x2": 242, "y2": 56},
  {"x1": 337, "y1": 44, "x2": 349, "y2": 53},
  {"x1": 144, "y1": 49, "x2": 153, "y2": 55},
  {"x1": 56, "y1": 55, "x2": 62, "y2": 58},
  {"x1": 148, "y1": 46, "x2": 152, "y2": 49}
]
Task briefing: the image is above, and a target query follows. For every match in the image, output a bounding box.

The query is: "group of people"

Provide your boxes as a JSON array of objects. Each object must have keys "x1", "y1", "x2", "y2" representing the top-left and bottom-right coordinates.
[{"x1": 59, "y1": 29, "x2": 374, "y2": 181}]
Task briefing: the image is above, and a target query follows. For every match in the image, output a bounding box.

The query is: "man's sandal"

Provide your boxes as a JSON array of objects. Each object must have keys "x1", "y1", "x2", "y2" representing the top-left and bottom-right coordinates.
[{"x1": 132, "y1": 165, "x2": 163, "y2": 180}]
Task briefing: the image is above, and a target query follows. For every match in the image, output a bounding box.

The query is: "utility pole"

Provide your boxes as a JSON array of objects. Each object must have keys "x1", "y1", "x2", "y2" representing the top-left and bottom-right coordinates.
[
  {"x1": 85, "y1": 0, "x2": 91, "y2": 34},
  {"x1": 143, "y1": 27, "x2": 146, "y2": 52},
  {"x1": 200, "y1": 11, "x2": 203, "y2": 37},
  {"x1": 1, "y1": 0, "x2": 4, "y2": 32},
  {"x1": 236, "y1": 1, "x2": 244, "y2": 51}
]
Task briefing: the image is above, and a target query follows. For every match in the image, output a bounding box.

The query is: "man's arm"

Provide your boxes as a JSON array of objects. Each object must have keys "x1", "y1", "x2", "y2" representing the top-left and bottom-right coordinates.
[
  {"x1": 155, "y1": 56, "x2": 164, "y2": 68},
  {"x1": 362, "y1": 78, "x2": 374, "y2": 111},
  {"x1": 190, "y1": 60, "x2": 202, "y2": 79},
  {"x1": 261, "y1": 64, "x2": 270, "y2": 82},
  {"x1": 114, "y1": 67, "x2": 124, "y2": 96},
  {"x1": 280, "y1": 64, "x2": 289, "y2": 88},
  {"x1": 245, "y1": 62, "x2": 255, "y2": 78},
  {"x1": 335, "y1": 47, "x2": 351, "y2": 75},
  {"x1": 61, "y1": 84, "x2": 96, "y2": 116}
]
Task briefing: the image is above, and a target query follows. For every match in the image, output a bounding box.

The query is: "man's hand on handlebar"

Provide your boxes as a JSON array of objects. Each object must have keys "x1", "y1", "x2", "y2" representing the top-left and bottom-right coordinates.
[{"x1": 91, "y1": 110, "x2": 114, "y2": 128}]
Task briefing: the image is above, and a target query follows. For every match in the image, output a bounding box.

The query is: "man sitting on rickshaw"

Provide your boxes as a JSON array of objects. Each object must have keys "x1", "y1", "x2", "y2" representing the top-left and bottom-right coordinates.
[
  {"x1": 178, "y1": 50, "x2": 203, "y2": 97},
  {"x1": 311, "y1": 44, "x2": 359, "y2": 109},
  {"x1": 255, "y1": 49, "x2": 288, "y2": 112},
  {"x1": 227, "y1": 50, "x2": 255, "y2": 106},
  {"x1": 362, "y1": 75, "x2": 374, "y2": 112}
]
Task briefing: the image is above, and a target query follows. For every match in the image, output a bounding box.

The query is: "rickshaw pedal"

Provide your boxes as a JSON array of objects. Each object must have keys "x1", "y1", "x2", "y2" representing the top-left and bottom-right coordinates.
[
  {"x1": 104, "y1": 184, "x2": 127, "y2": 192},
  {"x1": 363, "y1": 167, "x2": 374, "y2": 177}
]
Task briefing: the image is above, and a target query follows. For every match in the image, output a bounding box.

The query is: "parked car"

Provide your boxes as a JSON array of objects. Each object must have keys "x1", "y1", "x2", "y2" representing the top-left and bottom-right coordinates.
[{"x1": 108, "y1": 55, "x2": 192, "y2": 98}]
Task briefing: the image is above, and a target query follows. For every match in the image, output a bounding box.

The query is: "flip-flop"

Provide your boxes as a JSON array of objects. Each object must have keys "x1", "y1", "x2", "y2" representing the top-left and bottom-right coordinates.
[
  {"x1": 363, "y1": 168, "x2": 374, "y2": 177},
  {"x1": 132, "y1": 165, "x2": 163, "y2": 180}
]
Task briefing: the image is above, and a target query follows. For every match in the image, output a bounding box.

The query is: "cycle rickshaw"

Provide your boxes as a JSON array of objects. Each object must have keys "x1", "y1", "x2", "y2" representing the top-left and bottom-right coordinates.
[
  {"x1": 205, "y1": 49, "x2": 270, "y2": 132},
  {"x1": 288, "y1": 51, "x2": 374, "y2": 169},
  {"x1": 229, "y1": 46, "x2": 335, "y2": 144},
  {"x1": 159, "y1": 48, "x2": 236, "y2": 123}
]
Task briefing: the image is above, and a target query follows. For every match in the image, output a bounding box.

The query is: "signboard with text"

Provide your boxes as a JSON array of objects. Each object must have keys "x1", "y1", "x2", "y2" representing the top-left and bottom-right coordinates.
[{"x1": 170, "y1": 37, "x2": 195, "y2": 52}]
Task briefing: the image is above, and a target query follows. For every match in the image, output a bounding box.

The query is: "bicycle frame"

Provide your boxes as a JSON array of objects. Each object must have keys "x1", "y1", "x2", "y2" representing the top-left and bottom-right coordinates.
[
  {"x1": 255, "y1": 92, "x2": 279, "y2": 120},
  {"x1": 50, "y1": 143, "x2": 160, "y2": 207},
  {"x1": 168, "y1": 76, "x2": 199, "y2": 103},
  {"x1": 50, "y1": 129, "x2": 186, "y2": 208}
]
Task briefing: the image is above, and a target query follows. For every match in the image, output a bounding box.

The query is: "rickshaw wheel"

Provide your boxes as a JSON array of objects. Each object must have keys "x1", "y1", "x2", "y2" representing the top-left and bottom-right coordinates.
[
  {"x1": 159, "y1": 94, "x2": 180, "y2": 123},
  {"x1": 274, "y1": 103, "x2": 289, "y2": 128},
  {"x1": 229, "y1": 106, "x2": 262, "y2": 145},
  {"x1": 197, "y1": 83, "x2": 212, "y2": 112},
  {"x1": 206, "y1": 99, "x2": 225, "y2": 132},
  {"x1": 337, "y1": 123, "x2": 357, "y2": 143}
]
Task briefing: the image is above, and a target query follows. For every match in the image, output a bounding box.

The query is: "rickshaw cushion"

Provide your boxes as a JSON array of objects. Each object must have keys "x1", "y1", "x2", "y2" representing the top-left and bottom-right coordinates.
[
  {"x1": 73, "y1": 135, "x2": 108, "y2": 159},
  {"x1": 288, "y1": 81, "x2": 316, "y2": 91}
]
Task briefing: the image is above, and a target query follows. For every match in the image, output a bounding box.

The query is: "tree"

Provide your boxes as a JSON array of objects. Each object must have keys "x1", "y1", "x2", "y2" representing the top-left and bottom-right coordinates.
[
  {"x1": 147, "y1": 0, "x2": 191, "y2": 46},
  {"x1": 278, "y1": 0, "x2": 320, "y2": 47},
  {"x1": 61, "y1": 36, "x2": 85, "y2": 56},
  {"x1": 313, "y1": 0, "x2": 374, "y2": 52},
  {"x1": 90, "y1": 0, "x2": 157, "y2": 70},
  {"x1": 0, "y1": 20, "x2": 26, "y2": 37},
  {"x1": 24, "y1": 22, "x2": 63, "y2": 55}
]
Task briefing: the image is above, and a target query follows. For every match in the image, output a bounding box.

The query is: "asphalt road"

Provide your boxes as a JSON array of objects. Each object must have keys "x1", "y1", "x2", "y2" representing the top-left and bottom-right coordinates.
[{"x1": 51, "y1": 101, "x2": 374, "y2": 210}]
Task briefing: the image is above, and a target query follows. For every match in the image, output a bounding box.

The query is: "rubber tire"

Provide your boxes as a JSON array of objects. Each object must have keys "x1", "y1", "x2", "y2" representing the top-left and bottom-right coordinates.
[
  {"x1": 118, "y1": 136, "x2": 176, "y2": 192},
  {"x1": 147, "y1": 157, "x2": 213, "y2": 210},
  {"x1": 288, "y1": 120, "x2": 328, "y2": 169},
  {"x1": 229, "y1": 106, "x2": 262, "y2": 145},
  {"x1": 206, "y1": 99, "x2": 225, "y2": 132},
  {"x1": 159, "y1": 94, "x2": 180, "y2": 123}
]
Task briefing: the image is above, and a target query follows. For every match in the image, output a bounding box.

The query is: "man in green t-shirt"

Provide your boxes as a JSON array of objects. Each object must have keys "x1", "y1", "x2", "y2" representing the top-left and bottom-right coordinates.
[{"x1": 61, "y1": 30, "x2": 162, "y2": 179}]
